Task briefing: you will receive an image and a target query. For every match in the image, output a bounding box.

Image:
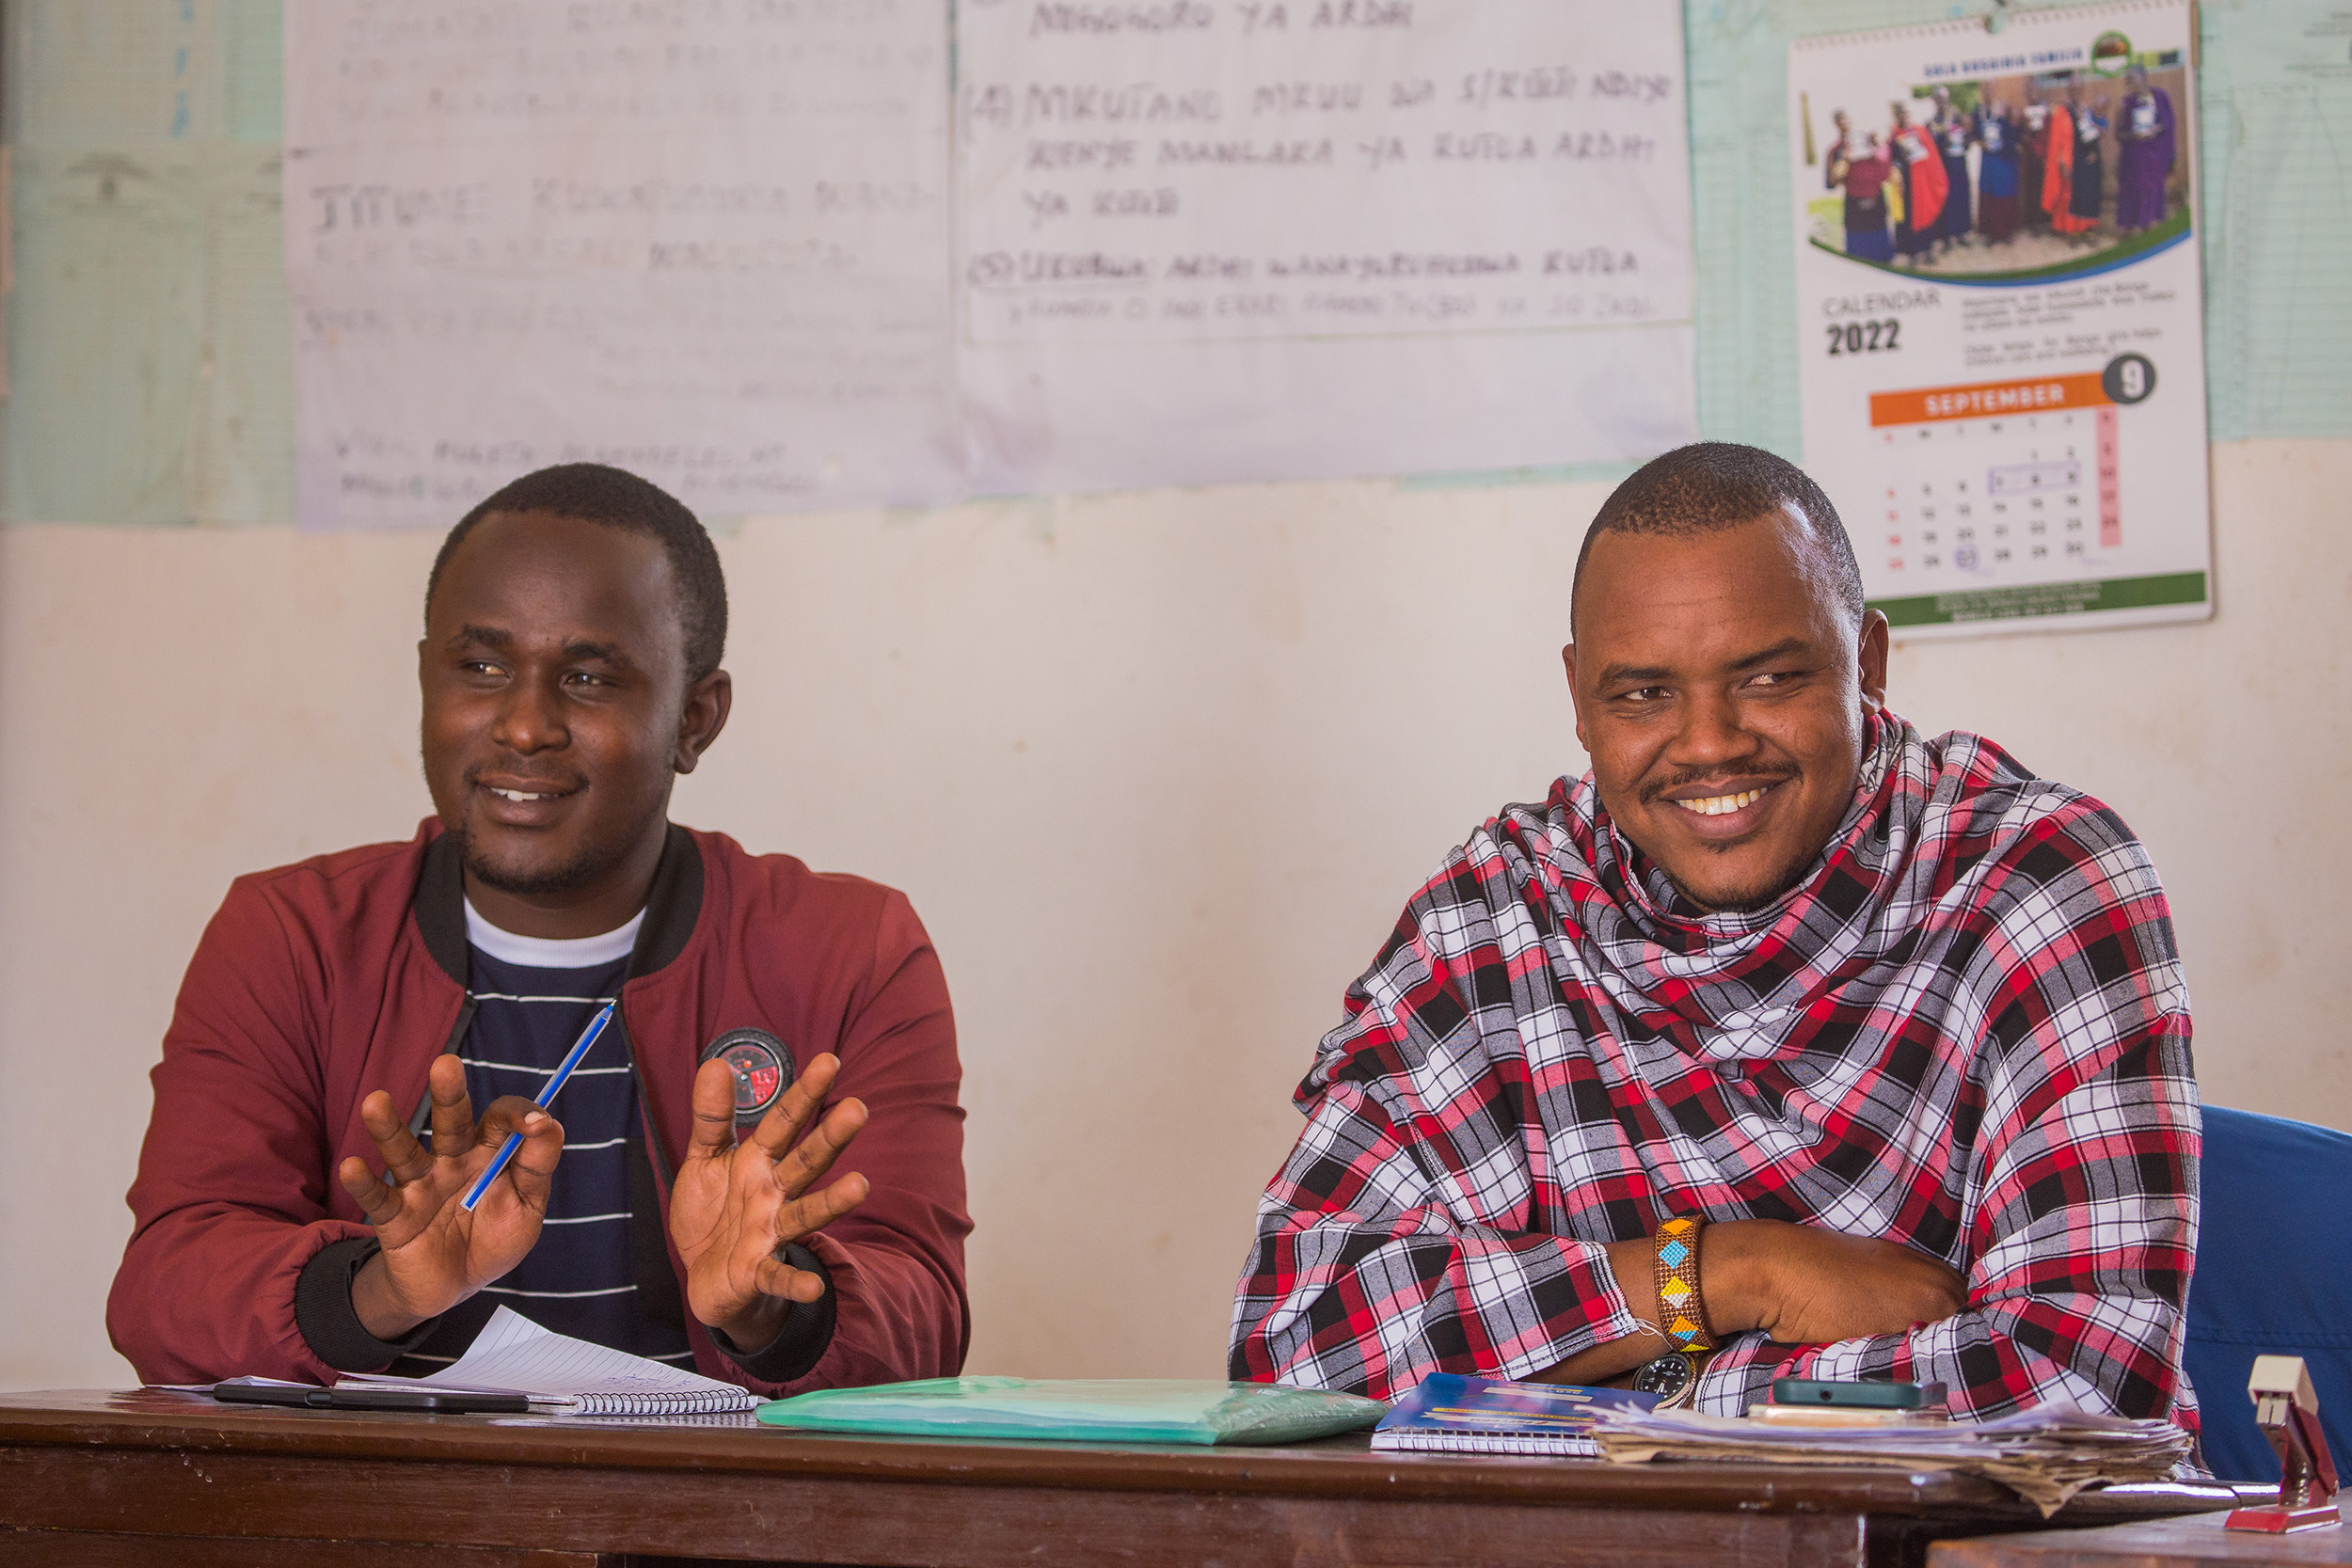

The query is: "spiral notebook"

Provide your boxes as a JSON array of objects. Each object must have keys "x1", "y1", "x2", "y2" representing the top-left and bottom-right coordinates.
[
  {"x1": 337, "y1": 1306, "x2": 756, "y2": 1416},
  {"x1": 1371, "y1": 1373, "x2": 1660, "y2": 1457}
]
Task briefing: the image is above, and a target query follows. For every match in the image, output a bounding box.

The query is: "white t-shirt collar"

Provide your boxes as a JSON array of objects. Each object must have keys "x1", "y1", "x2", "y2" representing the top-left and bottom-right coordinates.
[{"x1": 464, "y1": 898, "x2": 644, "y2": 970}]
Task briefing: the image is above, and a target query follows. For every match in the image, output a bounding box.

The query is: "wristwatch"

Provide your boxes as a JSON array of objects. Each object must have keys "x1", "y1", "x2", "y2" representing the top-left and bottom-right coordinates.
[{"x1": 1631, "y1": 1350, "x2": 1702, "y2": 1409}]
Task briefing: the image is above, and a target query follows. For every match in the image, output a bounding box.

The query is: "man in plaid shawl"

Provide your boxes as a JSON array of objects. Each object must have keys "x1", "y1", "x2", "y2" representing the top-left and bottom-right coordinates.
[{"x1": 1230, "y1": 444, "x2": 2198, "y2": 1430}]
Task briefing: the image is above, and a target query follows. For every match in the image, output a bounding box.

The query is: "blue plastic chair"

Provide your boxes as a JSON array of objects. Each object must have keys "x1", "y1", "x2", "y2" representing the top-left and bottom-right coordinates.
[{"x1": 2182, "y1": 1105, "x2": 2352, "y2": 1481}]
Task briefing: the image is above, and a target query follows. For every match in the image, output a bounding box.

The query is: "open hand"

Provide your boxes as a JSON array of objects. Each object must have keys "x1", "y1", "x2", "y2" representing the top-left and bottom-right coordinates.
[
  {"x1": 338, "y1": 1053, "x2": 565, "y2": 1340},
  {"x1": 668, "y1": 1052, "x2": 869, "y2": 1351}
]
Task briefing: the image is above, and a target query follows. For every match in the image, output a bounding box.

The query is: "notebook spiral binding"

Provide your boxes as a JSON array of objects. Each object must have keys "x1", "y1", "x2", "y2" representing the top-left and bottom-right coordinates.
[
  {"x1": 564, "y1": 1389, "x2": 756, "y2": 1417},
  {"x1": 1375, "y1": 1429, "x2": 1600, "y2": 1456}
]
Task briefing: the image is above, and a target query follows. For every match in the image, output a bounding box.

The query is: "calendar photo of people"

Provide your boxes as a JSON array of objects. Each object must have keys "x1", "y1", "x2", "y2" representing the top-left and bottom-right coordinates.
[{"x1": 1788, "y1": 0, "x2": 2212, "y2": 638}]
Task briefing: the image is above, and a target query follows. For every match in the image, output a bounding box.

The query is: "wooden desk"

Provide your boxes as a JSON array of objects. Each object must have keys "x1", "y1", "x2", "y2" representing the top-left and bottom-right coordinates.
[
  {"x1": 1931, "y1": 1509, "x2": 2352, "y2": 1566},
  {"x1": 0, "y1": 1390, "x2": 2237, "y2": 1568}
]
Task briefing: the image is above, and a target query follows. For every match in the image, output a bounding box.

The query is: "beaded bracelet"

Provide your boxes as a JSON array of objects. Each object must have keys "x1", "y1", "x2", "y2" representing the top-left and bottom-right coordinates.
[{"x1": 1653, "y1": 1213, "x2": 1715, "y2": 1353}]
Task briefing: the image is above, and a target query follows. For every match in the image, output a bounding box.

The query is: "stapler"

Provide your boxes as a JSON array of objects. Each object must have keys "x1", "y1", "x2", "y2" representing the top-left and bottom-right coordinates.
[{"x1": 2225, "y1": 1354, "x2": 2341, "y2": 1533}]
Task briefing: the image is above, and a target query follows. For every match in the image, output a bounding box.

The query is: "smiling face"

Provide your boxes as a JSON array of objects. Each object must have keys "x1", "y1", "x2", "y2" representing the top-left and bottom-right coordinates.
[
  {"x1": 1565, "y1": 507, "x2": 1889, "y2": 914},
  {"x1": 420, "y1": 509, "x2": 731, "y2": 938}
]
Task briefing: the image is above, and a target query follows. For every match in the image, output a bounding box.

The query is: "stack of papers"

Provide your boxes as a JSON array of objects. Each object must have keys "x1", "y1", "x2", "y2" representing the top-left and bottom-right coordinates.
[{"x1": 1586, "y1": 1402, "x2": 2195, "y2": 1514}]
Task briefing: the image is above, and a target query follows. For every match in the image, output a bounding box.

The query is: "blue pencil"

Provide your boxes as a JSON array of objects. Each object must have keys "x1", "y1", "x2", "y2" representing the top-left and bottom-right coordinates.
[{"x1": 459, "y1": 1000, "x2": 615, "y2": 1212}]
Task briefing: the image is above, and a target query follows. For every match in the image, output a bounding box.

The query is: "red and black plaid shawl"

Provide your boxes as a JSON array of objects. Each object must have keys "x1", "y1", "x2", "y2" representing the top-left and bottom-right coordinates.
[{"x1": 1230, "y1": 714, "x2": 2199, "y2": 1430}]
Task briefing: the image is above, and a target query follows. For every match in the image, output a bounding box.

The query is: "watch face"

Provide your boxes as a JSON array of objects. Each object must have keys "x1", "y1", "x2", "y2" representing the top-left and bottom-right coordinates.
[{"x1": 1632, "y1": 1353, "x2": 1695, "y2": 1404}]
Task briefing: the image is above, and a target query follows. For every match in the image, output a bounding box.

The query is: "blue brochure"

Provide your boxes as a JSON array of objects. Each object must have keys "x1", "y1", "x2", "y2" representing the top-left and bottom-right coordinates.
[{"x1": 1371, "y1": 1373, "x2": 1661, "y2": 1457}]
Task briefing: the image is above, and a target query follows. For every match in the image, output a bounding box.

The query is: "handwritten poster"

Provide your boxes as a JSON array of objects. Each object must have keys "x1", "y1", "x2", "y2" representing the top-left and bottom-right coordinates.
[
  {"x1": 1789, "y1": 0, "x2": 2211, "y2": 637},
  {"x1": 287, "y1": 1, "x2": 1697, "y2": 521},
  {"x1": 957, "y1": 0, "x2": 1696, "y2": 493},
  {"x1": 283, "y1": 1, "x2": 960, "y2": 530}
]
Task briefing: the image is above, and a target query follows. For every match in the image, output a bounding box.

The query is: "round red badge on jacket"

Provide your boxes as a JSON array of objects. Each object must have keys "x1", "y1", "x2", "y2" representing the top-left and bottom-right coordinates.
[{"x1": 699, "y1": 1028, "x2": 792, "y2": 1128}]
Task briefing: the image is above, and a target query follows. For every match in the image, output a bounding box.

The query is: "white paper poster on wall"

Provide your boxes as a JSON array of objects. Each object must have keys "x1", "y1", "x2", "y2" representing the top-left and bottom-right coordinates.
[
  {"x1": 1789, "y1": 0, "x2": 2210, "y2": 637},
  {"x1": 957, "y1": 0, "x2": 1697, "y2": 494},
  {"x1": 283, "y1": 2, "x2": 960, "y2": 530}
]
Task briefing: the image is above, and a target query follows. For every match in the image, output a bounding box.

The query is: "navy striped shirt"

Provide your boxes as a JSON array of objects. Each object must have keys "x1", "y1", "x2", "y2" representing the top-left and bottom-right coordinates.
[{"x1": 400, "y1": 905, "x2": 694, "y2": 1371}]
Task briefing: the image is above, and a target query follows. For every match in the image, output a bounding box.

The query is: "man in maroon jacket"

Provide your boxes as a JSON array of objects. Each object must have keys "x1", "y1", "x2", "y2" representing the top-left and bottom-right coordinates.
[{"x1": 107, "y1": 464, "x2": 970, "y2": 1396}]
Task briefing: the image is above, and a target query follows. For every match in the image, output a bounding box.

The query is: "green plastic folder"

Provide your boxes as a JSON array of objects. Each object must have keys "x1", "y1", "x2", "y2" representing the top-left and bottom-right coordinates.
[{"x1": 756, "y1": 1377, "x2": 1386, "y2": 1446}]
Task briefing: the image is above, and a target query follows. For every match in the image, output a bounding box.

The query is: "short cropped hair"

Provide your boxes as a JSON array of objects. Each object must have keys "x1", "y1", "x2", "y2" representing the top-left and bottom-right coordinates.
[
  {"x1": 425, "y1": 464, "x2": 728, "y2": 683},
  {"x1": 1570, "y1": 443, "x2": 1866, "y2": 637}
]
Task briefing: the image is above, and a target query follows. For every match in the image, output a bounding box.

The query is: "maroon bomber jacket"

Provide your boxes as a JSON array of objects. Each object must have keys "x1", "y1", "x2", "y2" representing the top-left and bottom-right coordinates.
[{"x1": 107, "y1": 819, "x2": 971, "y2": 1394}]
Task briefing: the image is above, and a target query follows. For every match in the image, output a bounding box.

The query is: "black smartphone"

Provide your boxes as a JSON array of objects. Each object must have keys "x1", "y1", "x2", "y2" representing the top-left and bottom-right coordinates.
[
  {"x1": 1771, "y1": 1378, "x2": 1947, "y2": 1410},
  {"x1": 212, "y1": 1382, "x2": 529, "y2": 1414}
]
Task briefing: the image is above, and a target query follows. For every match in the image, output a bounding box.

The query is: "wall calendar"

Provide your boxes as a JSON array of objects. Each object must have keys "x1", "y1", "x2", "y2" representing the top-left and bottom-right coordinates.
[{"x1": 1788, "y1": 0, "x2": 2209, "y2": 637}]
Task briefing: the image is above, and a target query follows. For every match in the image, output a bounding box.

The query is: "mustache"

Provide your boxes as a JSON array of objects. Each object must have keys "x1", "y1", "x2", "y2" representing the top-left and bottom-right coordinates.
[
  {"x1": 464, "y1": 762, "x2": 586, "y2": 792},
  {"x1": 1640, "y1": 766, "x2": 1800, "y2": 804}
]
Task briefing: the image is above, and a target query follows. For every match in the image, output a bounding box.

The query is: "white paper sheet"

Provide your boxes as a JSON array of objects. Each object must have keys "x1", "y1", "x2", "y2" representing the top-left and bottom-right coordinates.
[
  {"x1": 283, "y1": 1, "x2": 960, "y2": 529},
  {"x1": 956, "y1": 0, "x2": 1697, "y2": 492},
  {"x1": 339, "y1": 1306, "x2": 753, "y2": 1412}
]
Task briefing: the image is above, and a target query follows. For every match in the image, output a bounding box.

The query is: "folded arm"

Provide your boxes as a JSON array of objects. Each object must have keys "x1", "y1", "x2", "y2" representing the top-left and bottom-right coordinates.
[
  {"x1": 1230, "y1": 1073, "x2": 1650, "y2": 1397},
  {"x1": 1230, "y1": 1072, "x2": 1972, "y2": 1397},
  {"x1": 1693, "y1": 1022, "x2": 2199, "y2": 1422}
]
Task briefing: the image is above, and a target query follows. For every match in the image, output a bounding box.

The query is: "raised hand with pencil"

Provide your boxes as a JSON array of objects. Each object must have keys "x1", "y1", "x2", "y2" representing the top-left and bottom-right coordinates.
[{"x1": 334, "y1": 1042, "x2": 578, "y2": 1343}]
